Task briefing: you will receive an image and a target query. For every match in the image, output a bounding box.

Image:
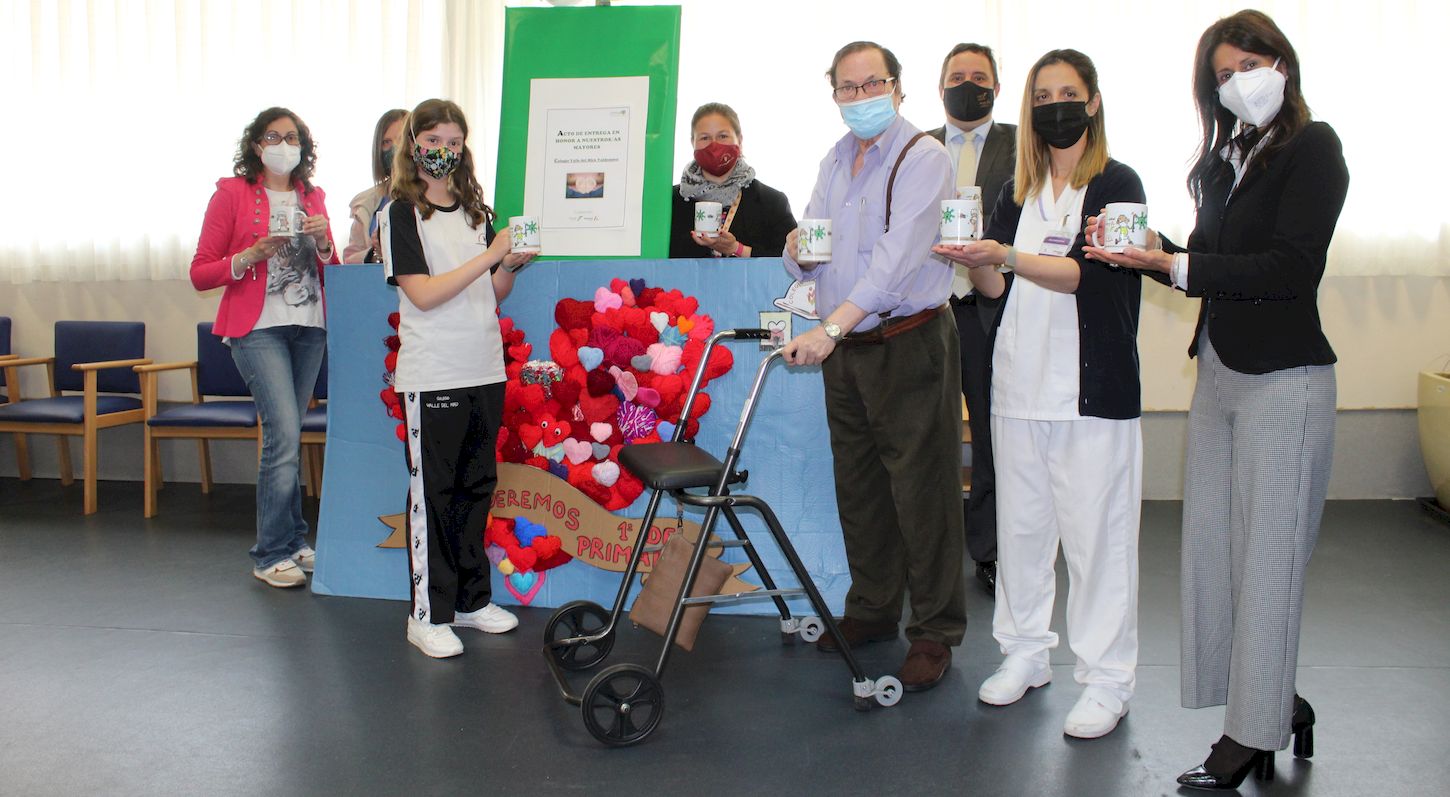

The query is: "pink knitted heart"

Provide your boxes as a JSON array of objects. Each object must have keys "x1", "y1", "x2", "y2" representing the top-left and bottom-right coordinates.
[
  {"x1": 647, "y1": 343, "x2": 683, "y2": 376},
  {"x1": 635, "y1": 387, "x2": 661, "y2": 408},
  {"x1": 562, "y1": 437, "x2": 592, "y2": 465},
  {"x1": 593, "y1": 287, "x2": 623, "y2": 313},
  {"x1": 589, "y1": 422, "x2": 612, "y2": 443},
  {"x1": 609, "y1": 366, "x2": 638, "y2": 402}
]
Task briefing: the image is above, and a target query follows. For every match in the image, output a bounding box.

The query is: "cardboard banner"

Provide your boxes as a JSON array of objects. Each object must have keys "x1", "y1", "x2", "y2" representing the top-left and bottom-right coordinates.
[{"x1": 376, "y1": 463, "x2": 757, "y2": 595}]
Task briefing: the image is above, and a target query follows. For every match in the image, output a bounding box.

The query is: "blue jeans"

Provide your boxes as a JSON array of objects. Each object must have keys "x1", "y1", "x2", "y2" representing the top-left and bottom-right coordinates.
[{"x1": 230, "y1": 325, "x2": 326, "y2": 569}]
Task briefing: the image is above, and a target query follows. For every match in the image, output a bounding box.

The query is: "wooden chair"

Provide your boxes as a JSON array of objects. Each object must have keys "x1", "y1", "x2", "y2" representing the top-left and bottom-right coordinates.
[
  {"x1": 133, "y1": 323, "x2": 260, "y2": 518},
  {"x1": 0, "y1": 316, "x2": 29, "y2": 475},
  {"x1": 0, "y1": 321, "x2": 149, "y2": 514},
  {"x1": 301, "y1": 350, "x2": 328, "y2": 498}
]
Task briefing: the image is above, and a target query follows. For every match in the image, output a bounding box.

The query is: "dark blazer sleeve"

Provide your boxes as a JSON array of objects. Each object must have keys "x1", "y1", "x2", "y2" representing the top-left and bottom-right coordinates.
[
  {"x1": 669, "y1": 188, "x2": 708, "y2": 258},
  {"x1": 741, "y1": 180, "x2": 796, "y2": 257},
  {"x1": 1185, "y1": 123, "x2": 1349, "y2": 301},
  {"x1": 1074, "y1": 161, "x2": 1147, "y2": 297}
]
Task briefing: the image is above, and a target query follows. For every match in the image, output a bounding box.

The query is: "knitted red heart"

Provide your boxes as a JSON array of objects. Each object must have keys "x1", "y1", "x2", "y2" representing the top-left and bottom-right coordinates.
[
  {"x1": 592, "y1": 310, "x2": 624, "y2": 331},
  {"x1": 577, "y1": 392, "x2": 619, "y2": 423},
  {"x1": 567, "y1": 463, "x2": 612, "y2": 505},
  {"x1": 568, "y1": 328, "x2": 589, "y2": 347},
  {"x1": 609, "y1": 278, "x2": 629, "y2": 294},
  {"x1": 549, "y1": 329, "x2": 579, "y2": 368},
  {"x1": 616, "y1": 469, "x2": 644, "y2": 504},
  {"x1": 589, "y1": 325, "x2": 622, "y2": 350},
  {"x1": 604, "y1": 336, "x2": 645, "y2": 370},
  {"x1": 554, "y1": 299, "x2": 594, "y2": 330},
  {"x1": 524, "y1": 455, "x2": 549, "y2": 471},
  {"x1": 517, "y1": 383, "x2": 548, "y2": 415},
  {"x1": 586, "y1": 368, "x2": 616, "y2": 397},
  {"x1": 507, "y1": 343, "x2": 532, "y2": 362},
  {"x1": 508, "y1": 547, "x2": 538, "y2": 572},
  {"x1": 604, "y1": 488, "x2": 629, "y2": 511},
  {"x1": 384, "y1": 351, "x2": 398, "y2": 372},
  {"x1": 551, "y1": 379, "x2": 581, "y2": 412},
  {"x1": 531, "y1": 534, "x2": 562, "y2": 560},
  {"x1": 636, "y1": 287, "x2": 662, "y2": 307},
  {"x1": 505, "y1": 361, "x2": 524, "y2": 381},
  {"x1": 498, "y1": 316, "x2": 515, "y2": 339},
  {"x1": 686, "y1": 392, "x2": 711, "y2": 419},
  {"x1": 518, "y1": 423, "x2": 543, "y2": 451}
]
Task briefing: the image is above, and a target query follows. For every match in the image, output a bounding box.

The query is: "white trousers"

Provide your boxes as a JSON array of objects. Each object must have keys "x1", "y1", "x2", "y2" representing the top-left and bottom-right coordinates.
[{"x1": 990, "y1": 414, "x2": 1143, "y2": 702}]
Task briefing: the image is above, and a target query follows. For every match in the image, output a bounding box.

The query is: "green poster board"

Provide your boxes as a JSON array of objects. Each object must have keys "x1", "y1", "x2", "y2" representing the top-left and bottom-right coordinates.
[{"x1": 494, "y1": 5, "x2": 681, "y2": 259}]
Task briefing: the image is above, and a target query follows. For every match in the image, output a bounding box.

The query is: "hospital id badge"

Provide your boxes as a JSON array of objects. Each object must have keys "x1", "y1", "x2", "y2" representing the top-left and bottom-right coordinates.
[{"x1": 1038, "y1": 230, "x2": 1074, "y2": 257}]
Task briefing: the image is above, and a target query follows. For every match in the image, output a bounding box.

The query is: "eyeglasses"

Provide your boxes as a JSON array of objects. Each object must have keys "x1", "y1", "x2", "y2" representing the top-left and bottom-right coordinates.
[
  {"x1": 261, "y1": 131, "x2": 300, "y2": 146},
  {"x1": 833, "y1": 77, "x2": 896, "y2": 102}
]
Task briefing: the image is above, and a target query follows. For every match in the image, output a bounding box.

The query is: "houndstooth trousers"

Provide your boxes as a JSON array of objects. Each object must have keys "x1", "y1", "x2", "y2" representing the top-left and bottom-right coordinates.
[{"x1": 1180, "y1": 334, "x2": 1335, "y2": 751}]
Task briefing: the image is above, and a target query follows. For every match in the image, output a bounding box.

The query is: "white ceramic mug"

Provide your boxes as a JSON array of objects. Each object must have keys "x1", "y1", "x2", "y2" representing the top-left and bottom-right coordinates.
[
  {"x1": 940, "y1": 197, "x2": 982, "y2": 244},
  {"x1": 694, "y1": 201, "x2": 722, "y2": 237},
  {"x1": 797, "y1": 219, "x2": 832, "y2": 263},
  {"x1": 1093, "y1": 202, "x2": 1149, "y2": 252},
  {"x1": 509, "y1": 216, "x2": 541, "y2": 253},
  {"x1": 268, "y1": 205, "x2": 306, "y2": 237}
]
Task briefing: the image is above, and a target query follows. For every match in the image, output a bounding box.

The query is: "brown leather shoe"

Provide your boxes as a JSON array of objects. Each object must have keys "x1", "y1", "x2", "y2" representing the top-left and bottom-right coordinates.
[
  {"x1": 815, "y1": 617, "x2": 899, "y2": 653},
  {"x1": 898, "y1": 639, "x2": 951, "y2": 692}
]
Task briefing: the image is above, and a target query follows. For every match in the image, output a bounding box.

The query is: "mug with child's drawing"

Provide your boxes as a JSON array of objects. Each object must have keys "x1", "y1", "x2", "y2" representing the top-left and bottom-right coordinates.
[
  {"x1": 1093, "y1": 202, "x2": 1149, "y2": 252},
  {"x1": 797, "y1": 219, "x2": 832, "y2": 264},
  {"x1": 268, "y1": 205, "x2": 306, "y2": 237},
  {"x1": 509, "y1": 216, "x2": 542, "y2": 254}
]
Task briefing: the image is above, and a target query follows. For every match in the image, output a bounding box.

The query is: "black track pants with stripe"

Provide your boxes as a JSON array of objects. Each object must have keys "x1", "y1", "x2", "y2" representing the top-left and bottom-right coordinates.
[{"x1": 401, "y1": 383, "x2": 503, "y2": 625}]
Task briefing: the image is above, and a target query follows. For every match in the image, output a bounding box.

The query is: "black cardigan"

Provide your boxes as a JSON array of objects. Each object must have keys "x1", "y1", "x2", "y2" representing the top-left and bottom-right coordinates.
[
  {"x1": 669, "y1": 179, "x2": 796, "y2": 258},
  {"x1": 984, "y1": 159, "x2": 1146, "y2": 420},
  {"x1": 1161, "y1": 121, "x2": 1348, "y2": 374}
]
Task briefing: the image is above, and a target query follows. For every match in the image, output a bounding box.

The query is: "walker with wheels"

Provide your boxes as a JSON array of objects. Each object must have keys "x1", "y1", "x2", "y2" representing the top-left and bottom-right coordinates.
[{"x1": 541, "y1": 328, "x2": 902, "y2": 747}]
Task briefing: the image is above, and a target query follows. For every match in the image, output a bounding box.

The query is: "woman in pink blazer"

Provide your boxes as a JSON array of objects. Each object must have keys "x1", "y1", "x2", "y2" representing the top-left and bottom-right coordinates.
[{"x1": 191, "y1": 107, "x2": 338, "y2": 589}]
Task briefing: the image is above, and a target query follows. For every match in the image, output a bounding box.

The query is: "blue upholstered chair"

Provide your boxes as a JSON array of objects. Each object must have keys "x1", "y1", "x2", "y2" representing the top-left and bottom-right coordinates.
[
  {"x1": 133, "y1": 322, "x2": 259, "y2": 518},
  {"x1": 0, "y1": 321, "x2": 150, "y2": 514},
  {"x1": 301, "y1": 350, "x2": 328, "y2": 497}
]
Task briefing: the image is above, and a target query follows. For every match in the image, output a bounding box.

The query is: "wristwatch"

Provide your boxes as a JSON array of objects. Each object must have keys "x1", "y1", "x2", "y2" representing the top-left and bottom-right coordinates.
[{"x1": 822, "y1": 322, "x2": 843, "y2": 341}]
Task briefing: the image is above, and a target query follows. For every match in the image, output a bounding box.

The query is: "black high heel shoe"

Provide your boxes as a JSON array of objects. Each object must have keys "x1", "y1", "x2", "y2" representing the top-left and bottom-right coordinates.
[
  {"x1": 1177, "y1": 735, "x2": 1275, "y2": 790},
  {"x1": 1292, "y1": 695, "x2": 1315, "y2": 758}
]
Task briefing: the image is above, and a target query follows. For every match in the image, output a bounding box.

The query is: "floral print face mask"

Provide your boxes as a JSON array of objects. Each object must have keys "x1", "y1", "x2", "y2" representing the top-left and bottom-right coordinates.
[{"x1": 412, "y1": 143, "x2": 461, "y2": 180}]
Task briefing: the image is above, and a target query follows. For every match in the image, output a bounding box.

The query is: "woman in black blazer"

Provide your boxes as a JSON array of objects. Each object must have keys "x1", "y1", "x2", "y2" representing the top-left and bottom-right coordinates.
[
  {"x1": 669, "y1": 102, "x2": 795, "y2": 259},
  {"x1": 1085, "y1": 10, "x2": 1349, "y2": 790}
]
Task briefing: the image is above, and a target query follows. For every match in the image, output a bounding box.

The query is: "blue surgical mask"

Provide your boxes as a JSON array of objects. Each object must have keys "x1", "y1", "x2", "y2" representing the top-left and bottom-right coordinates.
[{"x1": 839, "y1": 93, "x2": 897, "y2": 139}]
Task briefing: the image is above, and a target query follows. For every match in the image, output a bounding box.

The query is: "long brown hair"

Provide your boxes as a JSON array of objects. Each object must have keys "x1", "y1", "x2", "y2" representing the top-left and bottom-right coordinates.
[
  {"x1": 233, "y1": 107, "x2": 318, "y2": 194},
  {"x1": 1188, "y1": 10, "x2": 1311, "y2": 205},
  {"x1": 1013, "y1": 49, "x2": 1109, "y2": 205},
  {"x1": 389, "y1": 99, "x2": 493, "y2": 229}
]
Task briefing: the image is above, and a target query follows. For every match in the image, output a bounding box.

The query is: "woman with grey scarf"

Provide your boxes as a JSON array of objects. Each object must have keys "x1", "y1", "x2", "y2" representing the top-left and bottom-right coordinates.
[{"x1": 669, "y1": 103, "x2": 796, "y2": 259}]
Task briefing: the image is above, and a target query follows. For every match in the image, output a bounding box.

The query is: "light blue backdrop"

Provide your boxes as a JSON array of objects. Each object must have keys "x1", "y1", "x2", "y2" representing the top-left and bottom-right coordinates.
[{"x1": 311, "y1": 261, "x2": 850, "y2": 616}]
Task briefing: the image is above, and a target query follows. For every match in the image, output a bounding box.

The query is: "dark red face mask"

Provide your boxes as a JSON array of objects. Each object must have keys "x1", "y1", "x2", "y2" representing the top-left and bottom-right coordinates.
[{"x1": 693, "y1": 141, "x2": 741, "y2": 177}]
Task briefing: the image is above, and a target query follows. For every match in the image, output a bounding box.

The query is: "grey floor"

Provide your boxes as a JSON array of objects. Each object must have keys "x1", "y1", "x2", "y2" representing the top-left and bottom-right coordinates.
[{"x1": 1, "y1": 477, "x2": 1448, "y2": 797}]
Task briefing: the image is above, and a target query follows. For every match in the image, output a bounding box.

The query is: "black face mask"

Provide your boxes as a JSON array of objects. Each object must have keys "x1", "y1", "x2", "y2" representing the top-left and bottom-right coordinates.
[
  {"x1": 1032, "y1": 101, "x2": 1091, "y2": 149},
  {"x1": 943, "y1": 80, "x2": 994, "y2": 123},
  {"x1": 380, "y1": 146, "x2": 395, "y2": 177}
]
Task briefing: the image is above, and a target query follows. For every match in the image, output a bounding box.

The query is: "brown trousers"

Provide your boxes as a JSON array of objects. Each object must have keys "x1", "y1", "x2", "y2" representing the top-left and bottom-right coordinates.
[{"x1": 821, "y1": 309, "x2": 968, "y2": 645}]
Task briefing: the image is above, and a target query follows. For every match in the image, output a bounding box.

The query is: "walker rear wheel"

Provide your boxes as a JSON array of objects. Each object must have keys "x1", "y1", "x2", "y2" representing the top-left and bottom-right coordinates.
[
  {"x1": 581, "y1": 664, "x2": 665, "y2": 747},
  {"x1": 544, "y1": 600, "x2": 615, "y2": 671},
  {"x1": 799, "y1": 616, "x2": 824, "y2": 643}
]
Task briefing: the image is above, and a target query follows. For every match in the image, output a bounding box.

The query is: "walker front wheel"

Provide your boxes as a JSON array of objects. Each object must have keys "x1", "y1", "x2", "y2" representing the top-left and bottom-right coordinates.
[{"x1": 544, "y1": 600, "x2": 615, "y2": 671}]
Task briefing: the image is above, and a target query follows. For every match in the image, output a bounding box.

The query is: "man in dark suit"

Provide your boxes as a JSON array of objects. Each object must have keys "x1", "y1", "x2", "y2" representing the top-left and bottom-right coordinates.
[{"x1": 927, "y1": 43, "x2": 1016, "y2": 597}]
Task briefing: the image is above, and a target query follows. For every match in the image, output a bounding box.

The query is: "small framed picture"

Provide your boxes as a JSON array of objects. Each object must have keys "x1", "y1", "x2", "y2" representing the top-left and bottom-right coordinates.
[{"x1": 758, "y1": 310, "x2": 791, "y2": 351}]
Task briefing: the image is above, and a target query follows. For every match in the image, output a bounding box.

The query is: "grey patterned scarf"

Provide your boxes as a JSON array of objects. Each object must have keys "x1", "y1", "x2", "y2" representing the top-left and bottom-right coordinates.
[{"x1": 677, "y1": 159, "x2": 756, "y2": 206}]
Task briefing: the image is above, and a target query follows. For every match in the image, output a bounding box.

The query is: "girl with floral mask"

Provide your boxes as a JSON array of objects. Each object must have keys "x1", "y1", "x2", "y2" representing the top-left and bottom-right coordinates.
[
  {"x1": 670, "y1": 102, "x2": 796, "y2": 259},
  {"x1": 189, "y1": 107, "x2": 337, "y2": 588},
  {"x1": 1081, "y1": 10, "x2": 1348, "y2": 789},
  {"x1": 379, "y1": 98, "x2": 535, "y2": 659}
]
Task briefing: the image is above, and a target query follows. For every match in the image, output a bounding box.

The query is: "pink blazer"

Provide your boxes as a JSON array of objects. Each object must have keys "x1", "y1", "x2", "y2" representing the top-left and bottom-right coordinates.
[{"x1": 191, "y1": 176, "x2": 339, "y2": 338}]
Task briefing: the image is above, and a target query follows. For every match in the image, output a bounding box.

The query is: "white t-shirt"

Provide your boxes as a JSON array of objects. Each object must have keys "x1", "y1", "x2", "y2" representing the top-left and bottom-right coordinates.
[
  {"x1": 253, "y1": 188, "x2": 325, "y2": 331},
  {"x1": 381, "y1": 199, "x2": 503, "y2": 392},
  {"x1": 991, "y1": 180, "x2": 1086, "y2": 421}
]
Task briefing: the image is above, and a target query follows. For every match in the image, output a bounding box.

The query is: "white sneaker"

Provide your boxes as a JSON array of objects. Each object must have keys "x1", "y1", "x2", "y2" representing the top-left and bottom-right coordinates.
[
  {"x1": 451, "y1": 603, "x2": 519, "y2": 634},
  {"x1": 978, "y1": 656, "x2": 1052, "y2": 706},
  {"x1": 407, "y1": 617, "x2": 464, "y2": 658},
  {"x1": 253, "y1": 559, "x2": 306, "y2": 588},
  {"x1": 292, "y1": 545, "x2": 316, "y2": 573},
  {"x1": 1063, "y1": 686, "x2": 1129, "y2": 739}
]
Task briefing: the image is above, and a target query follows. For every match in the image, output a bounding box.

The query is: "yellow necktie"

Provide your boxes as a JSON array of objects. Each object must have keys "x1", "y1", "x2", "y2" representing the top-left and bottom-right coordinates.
[{"x1": 956, "y1": 133, "x2": 978, "y2": 188}]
